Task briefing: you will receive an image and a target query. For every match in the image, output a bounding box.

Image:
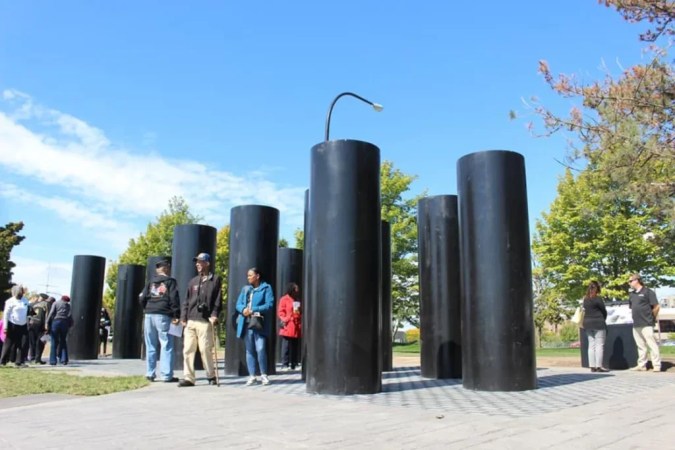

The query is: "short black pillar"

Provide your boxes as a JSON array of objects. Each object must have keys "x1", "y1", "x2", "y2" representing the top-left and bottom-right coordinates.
[
  {"x1": 307, "y1": 140, "x2": 381, "y2": 395},
  {"x1": 418, "y1": 195, "x2": 462, "y2": 379},
  {"x1": 381, "y1": 221, "x2": 393, "y2": 372},
  {"x1": 457, "y1": 150, "x2": 536, "y2": 391},
  {"x1": 171, "y1": 224, "x2": 217, "y2": 370},
  {"x1": 68, "y1": 255, "x2": 106, "y2": 360},
  {"x1": 224, "y1": 205, "x2": 279, "y2": 376},
  {"x1": 113, "y1": 264, "x2": 146, "y2": 358}
]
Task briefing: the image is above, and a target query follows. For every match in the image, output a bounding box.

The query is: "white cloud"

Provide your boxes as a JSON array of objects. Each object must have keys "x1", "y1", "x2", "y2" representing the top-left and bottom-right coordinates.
[
  {"x1": 11, "y1": 256, "x2": 73, "y2": 299},
  {"x1": 0, "y1": 89, "x2": 306, "y2": 232}
]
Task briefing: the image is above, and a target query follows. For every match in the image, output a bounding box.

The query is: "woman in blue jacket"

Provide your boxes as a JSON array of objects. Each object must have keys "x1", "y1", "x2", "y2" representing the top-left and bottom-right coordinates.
[{"x1": 236, "y1": 267, "x2": 274, "y2": 386}]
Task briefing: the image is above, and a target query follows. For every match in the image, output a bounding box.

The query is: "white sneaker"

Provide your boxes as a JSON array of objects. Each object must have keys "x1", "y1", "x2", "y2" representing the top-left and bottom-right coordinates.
[
  {"x1": 261, "y1": 374, "x2": 270, "y2": 385},
  {"x1": 245, "y1": 376, "x2": 257, "y2": 386},
  {"x1": 630, "y1": 365, "x2": 647, "y2": 371}
]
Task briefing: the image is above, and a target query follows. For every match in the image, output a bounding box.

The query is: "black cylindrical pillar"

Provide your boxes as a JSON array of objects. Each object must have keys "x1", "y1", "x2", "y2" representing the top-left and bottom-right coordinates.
[
  {"x1": 418, "y1": 195, "x2": 462, "y2": 379},
  {"x1": 381, "y1": 221, "x2": 393, "y2": 372},
  {"x1": 301, "y1": 189, "x2": 310, "y2": 381},
  {"x1": 68, "y1": 255, "x2": 106, "y2": 360},
  {"x1": 225, "y1": 205, "x2": 279, "y2": 376},
  {"x1": 275, "y1": 248, "x2": 303, "y2": 361},
  {"x1": 307, "y1": 140, "x2": 381, "y2": 395},
  {"x1": 113, "y1": 264, "x2": 146, "y2": 358},
  {"x1": 171, "y1": 224, "x2": 217, "y2": 370},
  {"x1": 457, "y1": 150, "x2": 536, "y2": 391}
]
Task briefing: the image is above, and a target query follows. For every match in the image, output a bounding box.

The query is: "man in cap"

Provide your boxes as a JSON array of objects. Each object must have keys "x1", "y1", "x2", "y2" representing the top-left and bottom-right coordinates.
[
  {"x1": 628, "y1": 274, "x2": 662, "y2": 372},
  {"x1": 178, "y1": 253, "x2": 222, "y2": 387},
  {"x1": 139, "y1": 259, "x2": 180, "y2": 382}
]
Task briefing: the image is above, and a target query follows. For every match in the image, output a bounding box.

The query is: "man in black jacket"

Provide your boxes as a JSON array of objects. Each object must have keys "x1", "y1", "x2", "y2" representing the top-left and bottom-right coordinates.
[
  {"x1": 27, "y1": 293, "x2": 50, "y2": 364},
  {"x1": 139, "y1": 259, "x2": 180, "y2": 382},
  {"x1": 178, "y1": 252, "x2": 222, "y2": 387}
]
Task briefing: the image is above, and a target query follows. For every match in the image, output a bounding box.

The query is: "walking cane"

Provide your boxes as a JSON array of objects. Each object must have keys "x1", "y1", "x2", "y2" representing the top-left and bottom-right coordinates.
[{"x1": 211, "y1": 322, "x2": 220, "y2": 387}]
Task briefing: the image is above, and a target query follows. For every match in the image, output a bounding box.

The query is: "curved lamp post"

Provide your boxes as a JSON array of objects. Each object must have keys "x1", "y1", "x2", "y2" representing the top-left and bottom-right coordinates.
[{"x1": 324, "y1": 92, "x2": 383, "y2": 141}]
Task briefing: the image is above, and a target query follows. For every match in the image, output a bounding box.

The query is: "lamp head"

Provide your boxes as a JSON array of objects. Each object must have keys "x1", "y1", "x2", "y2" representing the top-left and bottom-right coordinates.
[{"x1": 372, "y1": 103, "x2": 384, "y2": 112}]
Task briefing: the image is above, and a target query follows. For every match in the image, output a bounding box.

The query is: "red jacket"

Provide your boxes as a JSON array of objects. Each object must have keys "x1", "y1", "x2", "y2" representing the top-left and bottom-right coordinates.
[{"x1": 277, "y1": 294, "x2": 301, "y2": 338}]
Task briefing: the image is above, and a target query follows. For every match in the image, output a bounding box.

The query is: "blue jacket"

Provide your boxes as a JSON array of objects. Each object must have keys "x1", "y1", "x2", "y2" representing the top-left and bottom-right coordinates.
[{"x1": 235, "y1": 282, "x2": 274, "y2": 338}]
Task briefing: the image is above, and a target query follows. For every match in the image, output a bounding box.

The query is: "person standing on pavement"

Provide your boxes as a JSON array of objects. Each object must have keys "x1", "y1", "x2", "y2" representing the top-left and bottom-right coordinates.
[
  {"x1": 99, "y1": 307, "x2": 112, "y2": 355},
  {"x1": 582, "y1": 281, "x2": 608, "y2": 373},
  {"x1": 277, "y1": 282, "x2": 301, "y2": 371},
  {"x1": 178, "y1": 253, "x2": 222, "y2": 387},
  {"x1": 46, "y1": 295, "x2": 73, "y2": 365},
  {"x1": 628, "y1": 274, "x2": 661, "y2": 372},
  {"x1": 139, "y1": 259, "x2": 181, "y2": 382},
  {"x1": 27, "y1": 293, "x2": 50, "y2": 364},
  {"x1": 0, "y1": 285, "x2": 29, "y2": 366},
  {"x1": 236, "y1": 267, "x2": 274, "y2": 386}
]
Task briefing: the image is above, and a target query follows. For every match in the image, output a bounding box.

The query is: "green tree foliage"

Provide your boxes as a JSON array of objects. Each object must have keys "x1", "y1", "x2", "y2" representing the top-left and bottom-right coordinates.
[
  {"x1": 103, "y1": 197, "x2": 200, "y2": 314},
  {"x1": 525, "y1": 1, "x2": 674, "y2": 229},
  {"x1": 293, "y1": 161, "x2": 424, "y2": 330},
  {"x1": 533, "y1": 169, "x2": 674, "y2": 304},
  {"x1": 0, "y1": 222, "x2": 25, "y2": 300},
  {"x1": 278, "y1": 238, "x2": 289, "y2": 248},
  {"x1": 532, "y1": 262, "x2": 568, "y2": 347},
  {"x1": 214, "y1": 224, "x2": 230, "y2": 315}
]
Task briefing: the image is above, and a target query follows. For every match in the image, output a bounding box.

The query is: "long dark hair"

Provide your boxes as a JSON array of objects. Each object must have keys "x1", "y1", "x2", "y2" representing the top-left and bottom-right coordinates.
[
  {"x1": 584, "y1": 280, "x2": 602, "y2": 300},
  {"x1": 285, "y1": 282, "x2": 299, "y2": 296}
]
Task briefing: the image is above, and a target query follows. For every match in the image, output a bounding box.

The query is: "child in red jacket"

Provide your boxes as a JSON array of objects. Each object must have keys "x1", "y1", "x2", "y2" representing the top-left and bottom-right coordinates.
[{"x1": 277, "y1": 282, "x2": 302, "y2": 370}]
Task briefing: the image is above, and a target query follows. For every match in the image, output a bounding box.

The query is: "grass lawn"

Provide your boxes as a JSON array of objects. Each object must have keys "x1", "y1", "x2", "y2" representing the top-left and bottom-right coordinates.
[
  {"x1": 0, "y1": 367, "x2": 149, "y2": 399},
  {"x1": 392, "y1": 343, "x2": 675, "y2": 357}
]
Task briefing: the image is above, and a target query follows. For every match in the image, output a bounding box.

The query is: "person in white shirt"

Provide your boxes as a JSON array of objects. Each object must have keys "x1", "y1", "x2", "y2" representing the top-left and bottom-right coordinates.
[{"x1": 0, "y1": 285, "x2": 29, "y2": 366}]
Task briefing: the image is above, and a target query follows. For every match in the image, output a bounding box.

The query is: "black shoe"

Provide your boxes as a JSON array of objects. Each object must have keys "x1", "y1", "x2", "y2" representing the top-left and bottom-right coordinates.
[
  {"x1": 163, "y1": 377, "x2": 179, "y2": 383},
  {"x1": 177, "y1": 380, "x2": 194, "y2": 387},
  {"x1": 37, "y1": 360, "x2": 46, "y2": 365},
  {"x1": 207, "y1": 377, "x2": 217, "y2": 386},
  {"x1": 146, "y1": 376, "x2": 155, "y2": 382},
  {"x1": 590, "y1": 367, "x2": 597, "y2": 372}
]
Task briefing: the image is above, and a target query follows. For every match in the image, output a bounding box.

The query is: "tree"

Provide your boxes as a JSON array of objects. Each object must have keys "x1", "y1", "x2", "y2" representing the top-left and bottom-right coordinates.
[
  {"x1": 533, "y1": 169, "x2": 674, "y2": 304},
  {"x1": 294, "y1": 161, "x2": 424, "y2": 330},
  {"x1": 278, "y1": 238, "x2": 289, "y2": 248},
  {"x1": 103, "y1": 197, "x2": 200, "y2": 314},
  {"x1": 532, "y1": 258, "x2": 569, "y2": 347},
  {"x1": 0, "y1": 222, "x2": 25, "y2": 304},
  {"x1": 214, "y1": 224, "x2": 230, "y2": 313},
  {"x1": 521, "y1": 1, "x2": 674, "y2": 229}
]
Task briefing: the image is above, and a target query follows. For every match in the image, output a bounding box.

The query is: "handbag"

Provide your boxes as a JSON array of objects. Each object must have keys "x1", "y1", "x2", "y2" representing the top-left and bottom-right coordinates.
[
  {"x1": 248, "y1": 315, "x2": 264, "y2": 330},
  {"x1": 571, "y1": 306, "x2": 585, "y2": 328}
]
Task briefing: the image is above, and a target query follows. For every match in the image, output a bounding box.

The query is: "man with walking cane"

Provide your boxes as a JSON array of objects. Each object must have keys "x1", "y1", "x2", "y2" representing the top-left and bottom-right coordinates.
[{"x1": 178, "y1": 253, "x2": 222, "y2": 387}]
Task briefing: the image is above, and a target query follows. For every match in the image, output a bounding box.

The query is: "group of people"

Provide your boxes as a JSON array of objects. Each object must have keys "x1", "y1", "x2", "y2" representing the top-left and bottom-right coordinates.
[
  {"x1": 582, "y1": 273, "x2": 661, "y2": 373},
  {"x1": 139, "y1": 252, "x2": 302, "y2": 387},
  {"x1": 1, "y1": 285, "x2": 73, "y2": 367}
]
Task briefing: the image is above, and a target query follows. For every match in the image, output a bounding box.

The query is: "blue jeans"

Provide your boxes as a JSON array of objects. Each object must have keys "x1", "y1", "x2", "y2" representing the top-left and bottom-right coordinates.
[
  {"x1": 144, "y1": 314, "x2": 174, "y2": 380},
  {"x1": 50, "y1": 319, "x2": 70, "y2": 365},
  {"x1": 244, "y1": 328, "x2": 268, "y2": 376}
]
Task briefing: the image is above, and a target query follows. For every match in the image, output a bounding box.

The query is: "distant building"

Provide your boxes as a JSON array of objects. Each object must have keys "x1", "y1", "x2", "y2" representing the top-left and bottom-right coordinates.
[{"x1": 393, "y1": 331, "x2": 408, "y2": 344}]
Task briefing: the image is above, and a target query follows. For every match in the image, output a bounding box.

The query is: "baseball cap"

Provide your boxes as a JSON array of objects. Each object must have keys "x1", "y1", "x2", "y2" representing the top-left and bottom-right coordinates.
[
  {"x1": 155, "y1": 259, "x2": 171, "y2": 268},
  {"x1": 39, "y1": 293, "x2": 49, "y2": 300},
  {"x1": 193, "y1": 253, "x2": 211, "y2": 262}
]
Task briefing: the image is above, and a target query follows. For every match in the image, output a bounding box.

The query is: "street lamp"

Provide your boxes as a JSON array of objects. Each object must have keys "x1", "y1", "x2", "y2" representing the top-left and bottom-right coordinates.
[{"x1": 324, "y1": 92, "x2": 383, "y2": 141}]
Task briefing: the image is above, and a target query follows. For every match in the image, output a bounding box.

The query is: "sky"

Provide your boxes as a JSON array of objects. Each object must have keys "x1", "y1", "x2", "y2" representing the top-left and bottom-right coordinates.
[{"x1": 1, "y1": 0, "x2": 668, "y2": 299}]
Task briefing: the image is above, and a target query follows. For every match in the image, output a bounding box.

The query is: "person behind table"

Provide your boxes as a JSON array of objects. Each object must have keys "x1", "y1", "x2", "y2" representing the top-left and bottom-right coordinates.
[
  {"x1": 628, "y1": 274, "x2": 661, "y2": 372},
  {"x1": 236, "y1": 267, "x2": 274, "y2": 386},
  {"x1": 582, "y1": 281, "x2": 608, "y2": 373}
]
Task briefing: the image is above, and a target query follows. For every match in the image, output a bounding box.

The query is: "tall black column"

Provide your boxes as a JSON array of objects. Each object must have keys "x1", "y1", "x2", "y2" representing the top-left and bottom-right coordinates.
[
  {"x1": 381, "y1": 221, "x2": 393, "y2": 372},
  {"x1": 68, "y1": 255, "x2": 106, "y2": 359},
  {"x1": 275, "y1": 248, "x2": 303, "y2": 360},
  {"x1": 457, "y1": 150, "x2": 536, "y2": 391},
  {"x1": 225, "y1": 205, "x2": 279, "y2": 376},
  {"x1": 301, "y1": 189, "x2": 310, "y2": 382},
  {"x1": 171, "y1": 224, "x2": 217, "y2": 370},
  {"x1": 113, "y1": 264, "x2": 145, "y2": 358},
  {"x1": 418, "y1": 195, "x2": 462, "y2": 379},
  {"x1": 307, "y1": 140, "x2": 381, "y2": 395}
]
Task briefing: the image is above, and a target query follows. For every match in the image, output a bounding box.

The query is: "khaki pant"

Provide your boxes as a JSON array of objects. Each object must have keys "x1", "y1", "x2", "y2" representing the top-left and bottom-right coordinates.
[
  {"x1": 182, "y1": 319, "x2": 215, "y2": 383},
  {"x1": 633, "y1": 326, "x2": 661, "y2": 370}
]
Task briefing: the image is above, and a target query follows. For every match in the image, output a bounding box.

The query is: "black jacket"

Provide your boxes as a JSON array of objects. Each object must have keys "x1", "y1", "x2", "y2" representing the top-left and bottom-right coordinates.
[
  {"x1": 181, "y1": 273, "x2": 222, "y2": 322},
  {"x1": 582, "y1": 296, "x2": 607, "y2": 330},
  {"x1": 139, "y1": 275, "x2": 181, "y2": 319}
]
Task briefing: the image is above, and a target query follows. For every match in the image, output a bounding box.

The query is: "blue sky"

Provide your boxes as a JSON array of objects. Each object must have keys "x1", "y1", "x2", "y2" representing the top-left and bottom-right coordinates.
[{"x1": 0, "y1": 1, "x2": 659, "y2": 297}]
